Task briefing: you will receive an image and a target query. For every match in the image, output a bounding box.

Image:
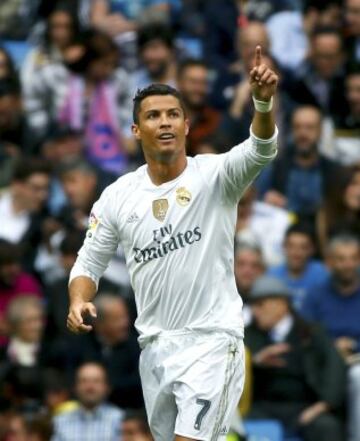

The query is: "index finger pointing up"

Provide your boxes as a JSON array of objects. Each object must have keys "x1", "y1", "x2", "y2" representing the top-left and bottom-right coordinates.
[{"x1": 255, "y1": 45, "x2": 262, "y2": 67}]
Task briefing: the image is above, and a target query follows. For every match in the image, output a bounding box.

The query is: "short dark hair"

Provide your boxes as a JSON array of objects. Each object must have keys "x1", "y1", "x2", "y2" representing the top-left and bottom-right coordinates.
[
  {"x1": 0, "y1": 77, "x2": 20, "y2": 98},
  {"x1": 132, "y1": 83, "x2": 185, "y2": 124},
  {"x1": 177, "y1": 58, "x2": 208, "y2": 79},
  {"x1": 12, "y1": 158, "x2": 51, "y2": 182},
  {"x1": 285, "y1": 223, "x2": 316, "y2": 244},
  {"x1": 123, "y1": 410, "x2": 151, "y2": 434},
  {"x1": 60, "y1": 230, "x2": 86, "y2": 256},
  {"x1": 137, "y1": 23, "x2": 174, "y2": 52},
  {"x1": 310, "y1": 26, "x2": 343, "y2": 46},
  {"x1": 303, "y1": 0, "x2": 341, "y2": 14}
]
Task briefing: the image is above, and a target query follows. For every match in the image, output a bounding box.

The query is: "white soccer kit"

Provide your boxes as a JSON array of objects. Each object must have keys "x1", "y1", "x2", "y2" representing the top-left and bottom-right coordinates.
[{"x1": 69, "y1": 127, "x2": 277, "y2": 440}]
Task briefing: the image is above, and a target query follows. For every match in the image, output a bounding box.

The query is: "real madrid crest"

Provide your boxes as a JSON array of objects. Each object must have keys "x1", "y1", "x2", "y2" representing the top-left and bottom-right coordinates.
[
  {"x1": 152, "y1": 199, "x2": 169, "y2": 222},
  {"x1": 176, "y1": 187, "x2": 192, "y2": 206}
]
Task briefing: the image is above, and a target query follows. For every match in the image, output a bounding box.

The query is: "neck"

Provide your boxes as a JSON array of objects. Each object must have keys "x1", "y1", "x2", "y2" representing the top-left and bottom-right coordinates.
[
  {"x1": 146, "y1": 154, "x2": 187, "y2": 186},
  {"x1": 335, "y1": 276, "x2": 360, "y2": 296},
  {"x1": 295, "y1": 150, "x2": 318, "y2": 168},
  {"x1": 288, "y1": 265, "x2": 306, "y2": 278}
]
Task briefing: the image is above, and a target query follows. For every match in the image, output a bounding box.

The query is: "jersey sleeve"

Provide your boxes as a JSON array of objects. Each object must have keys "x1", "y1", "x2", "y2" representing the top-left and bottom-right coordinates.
[
  {"x1": 69, "y1": 187, "x2": 120, "y2": 289},
  {"x1": 219, "y1": 126, "x2": 278, "y2": 204}
]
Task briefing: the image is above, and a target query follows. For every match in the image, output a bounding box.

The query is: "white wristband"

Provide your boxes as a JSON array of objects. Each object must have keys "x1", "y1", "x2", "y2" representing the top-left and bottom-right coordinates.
[{"x1": 252, "y1": 96, "x2": 273, "y2": 113}]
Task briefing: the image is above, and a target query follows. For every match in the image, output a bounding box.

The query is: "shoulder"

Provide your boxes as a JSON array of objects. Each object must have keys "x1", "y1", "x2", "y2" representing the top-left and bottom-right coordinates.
[
  {"x1": 54, "y1": 408, "x2": 79, "y2": 424},
  {"x1": 268, "y1": 264, "x2": 286, "y2": 277},
  {"x1": 101, "y1": 404, "x2": 124, "y2": 420}
]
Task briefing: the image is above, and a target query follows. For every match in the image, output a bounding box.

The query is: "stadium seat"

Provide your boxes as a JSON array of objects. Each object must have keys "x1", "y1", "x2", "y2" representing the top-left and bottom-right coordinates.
[{"x1": 244, "y1": 419, "x2": 284, "y2": 441}]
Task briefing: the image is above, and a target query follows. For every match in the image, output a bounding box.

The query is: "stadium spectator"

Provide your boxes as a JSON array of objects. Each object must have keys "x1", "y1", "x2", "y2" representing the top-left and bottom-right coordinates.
[
  {"x1": 68, "y1": 294, "x2": 143, "y2": 409},
  {"x1": 264, "y1": 105, "x2": 343, "y2": 221},
  {"x1": 0, "y1": 78, "x2": 34, "y2": 154},
  {"x1": 1, "y1": 413, "x2": 27, "y2": 441},
  {"x1": 268, "y1": 224, "x2": 328, "y2": 310},
  {"x1": 25, "y1": 416, "x2": 53, "y2": 441},
  {"x1": 0, "y1": 47, "x2": 17, "y2": 81},
  {"x1": 203, "y1": 0, "x2": 241, "y2": 75},
  {"x1": 133, "y1": 24, "x2": 177, "y2": 92},
  {"x1": 52, "y1": 362, "x2": 123, "y2": 441},
  {"x1": 301, "y1": 234, "x2": 360, "y2": 441},
  {"x1": 234, "y1": 243, "x2": 265, "y2": 326},
  {"x1": 24, "y1": 30, "x2": 134, "y2": 175},
  {"x1": 345, "y1": 0, "x2": 360, "y2": 64},
  {"x1": 210, "y1": 21, "x2": 271, "y2": 110},
  {"x1": 0, "y1": 241, "x2": 42, "y2": 346},
  {"x1": 176, "y1": 59, "x2": 220, "y2": 155},
  {"x1": 122, "y1": 410, "x2": 153, "y2": 441},
  {"x1": 90, "y1": 0, "x2": 178, "y2": 71},
  {"x1": 287, "y1": 27, "x2": 346, "y2": 115},
  {"x1": 267, "y1": 0, "x2": 343, "y2": 71},
  {"x1": 323, "y1": 66, "x2": 360, "y2": 166},
  {"x1": 246, "y1": 275, "x2": 346, "y2": 441},
  {"x1": 0, "y1": 296, "x2": 50, "y2": 413},
  {"x1": 236, "y1": 186, "x2": 292, "y2": 267},
  {"x1": 0, "y1": 159, "x2": 50, "y2": 271},
  {"x1": 21, "y1": 5, "x2": 80, "y2": 100},
  {"x1": 317, "y1": 166, "x2": 360, "y2": 251}
]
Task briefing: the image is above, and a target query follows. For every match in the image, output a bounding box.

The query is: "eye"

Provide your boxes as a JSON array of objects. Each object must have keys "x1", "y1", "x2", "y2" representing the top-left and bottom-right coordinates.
[
  {"x1": 169, "y1": 110, "x2": 180, "y2": 118},
  {"x1": 147, "y1": 113, "x2": 157, "y2": 120}
]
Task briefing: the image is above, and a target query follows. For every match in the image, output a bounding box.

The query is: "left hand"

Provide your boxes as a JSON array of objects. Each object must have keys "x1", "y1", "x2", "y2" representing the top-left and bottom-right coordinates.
[
  {"x1": 249, "y1": 46, "x2": 279, "y2": 102},
  {"x1": 298, "y1": 401, "x2": 329, "y2": 426}
]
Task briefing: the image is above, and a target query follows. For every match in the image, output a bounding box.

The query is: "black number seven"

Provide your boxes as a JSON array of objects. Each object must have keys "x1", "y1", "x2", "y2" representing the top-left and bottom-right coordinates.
[{"x1": 194, "y1": 398, "x2": 211, "y2": 430}]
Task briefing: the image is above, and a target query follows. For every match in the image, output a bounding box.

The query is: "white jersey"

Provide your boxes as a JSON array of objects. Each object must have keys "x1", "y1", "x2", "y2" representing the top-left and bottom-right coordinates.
[{"x1": 70, "y1": 128, "x2": 277, "y2": 346}]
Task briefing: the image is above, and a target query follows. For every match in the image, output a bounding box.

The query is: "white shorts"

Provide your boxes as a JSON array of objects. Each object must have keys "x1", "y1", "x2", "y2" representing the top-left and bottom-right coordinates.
[{"x1": 139, "y1": 331, "x2": 245, "y2": 441}]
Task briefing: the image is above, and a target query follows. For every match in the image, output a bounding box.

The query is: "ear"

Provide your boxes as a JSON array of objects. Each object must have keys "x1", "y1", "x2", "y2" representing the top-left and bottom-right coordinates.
[
  {"x1": 131, "y1": 123, "x2": 141, "y2": 140},
  {"x1": 184, "y1": 118, "x2": 190, "y2": 136}
]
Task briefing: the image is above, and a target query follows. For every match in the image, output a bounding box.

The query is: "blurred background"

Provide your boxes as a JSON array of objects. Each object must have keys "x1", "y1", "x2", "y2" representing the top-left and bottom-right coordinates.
[{"x1": 0, "y1": 0, "x2": 359, "y2": 440}]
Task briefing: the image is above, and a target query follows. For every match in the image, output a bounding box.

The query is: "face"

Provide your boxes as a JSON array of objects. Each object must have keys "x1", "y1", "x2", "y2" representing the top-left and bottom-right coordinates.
[
  {"x1": 0, "y1": 95, "x2": 21, "y2": 129},
  {"x1": 87, "y1": 53, "x2": 118, "y2": 82},
  {"x1": 61, "y1": 170, "x2": 97, "y2": 209},
  {"x1": 346, "y1": 74, "x2": 360, "y2": 116},
  {"x1": 122, "y1": 419, "x2": 152, "y2": 441},
  {"x1": 344, "y1": 171, "x2": 360, "y2": 210},
  {"x1": 5, "y1": 416, "x2": 27, "y2": 441},
  {"x1": 132, "y1": 95, "x2": 189, "y2": 164},
  {"x1": 346, "y1": 0, "x2": 360, "y2": 35},
  {"x1": 311, "y1": 33, "x2": 343, "y2": 79},
  {"x1": 239, "y1": 24, "x2": 270, "y2": 72},
  {"x1": 234, "y1": 249, "x2": 263, "y2": 294},
  {"x1": 13, "y1": 173, "x2": 50, "y2": 212},
  {"x1": 252, "y1": 297, "x2": 289, "y2": 331},
  {"x1": 285, "y1": 233, "x2": 314, "y2": 272},
  {"x1": 177, "y1": 65, "x2": 209, "y2": 110},
  {"x1": 49, "y1": 10, "x2": 74, "y2": 49},
  {"x1": 16, "y1": 305, "x2": 44, "y2": 343},
  {"x1": 96, "y1": 300, "x2": 130, "y2": 343},
  {"x1": 0, "y1": 50, "x2": 11, "y2": 79},
  {"x1": 328, "y1": 243, "x2": 360, "y2": 285},
  {"x1": 292, "y1": 107, "x2": 322, "y2": 154},
  {"x1": 141, "y1": 40, "x2": 173, "y2": 78},
  {"x1": 42, "y1": 135, "x2": 83, "y2": 163},
  {"x1": 0, "y1": 262, "x2": 20, "y2": 286},
  {"x1": 75, "y1": 364, "x2": 108, "y2": 408}
]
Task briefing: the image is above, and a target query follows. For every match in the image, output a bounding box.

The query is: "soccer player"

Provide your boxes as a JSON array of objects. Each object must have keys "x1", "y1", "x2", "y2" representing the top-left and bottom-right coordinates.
[{"x1": 67, "y1": 46, "x2": 278, "y2": 441}]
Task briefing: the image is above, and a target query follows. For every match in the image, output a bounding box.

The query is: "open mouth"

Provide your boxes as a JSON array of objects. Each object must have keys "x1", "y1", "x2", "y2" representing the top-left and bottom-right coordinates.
[{"x1": 157, "y1": 133, "x2": 175, "y2": 141}]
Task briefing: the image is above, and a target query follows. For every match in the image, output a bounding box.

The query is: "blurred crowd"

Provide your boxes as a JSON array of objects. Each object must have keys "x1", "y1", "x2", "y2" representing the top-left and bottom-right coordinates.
[{"x1": 0, "y1": 0, "x2": 360, "y2": 440}]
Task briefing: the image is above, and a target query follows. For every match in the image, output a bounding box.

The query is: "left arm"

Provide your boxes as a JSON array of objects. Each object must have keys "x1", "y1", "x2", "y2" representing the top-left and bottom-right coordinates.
[{"x1": 220, "y1": 46, "x2": 279, "y2": 203}]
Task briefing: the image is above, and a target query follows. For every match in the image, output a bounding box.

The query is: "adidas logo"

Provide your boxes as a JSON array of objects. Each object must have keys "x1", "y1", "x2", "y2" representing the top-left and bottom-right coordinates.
[
  {"x1": 127, "y1": 212, "x2": 139, "y2": 223},
  {"x1": 220, "y1": 426, "x2": 228, "y2": 435}
]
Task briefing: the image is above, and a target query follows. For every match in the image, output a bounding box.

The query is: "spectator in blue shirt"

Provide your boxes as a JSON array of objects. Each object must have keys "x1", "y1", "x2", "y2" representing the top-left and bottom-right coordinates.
[
  {"x1": 268, "y1": 223, "x2": 328, "y2": 310},
  {"x1": 301, "y1": 234, "x2": 360, "y2": 441},
  {"x1": 264, "y1": 105, "x2": 343, "y2": 222},
  {"x1": 52, "y1": 362, "x2": 123, "y2": 441}
]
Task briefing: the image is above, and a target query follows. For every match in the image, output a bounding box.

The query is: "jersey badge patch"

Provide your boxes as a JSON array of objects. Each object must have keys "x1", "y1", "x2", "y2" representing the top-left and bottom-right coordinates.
[
  {"x1": 88, "y1": 212, "x2": 99, "y2": 231},
  {"x1": 176, "y1": 187, "x2": 191, "y2": 206},
  {"x1": 152, "y1": 199, "x2": 168, "y2": 222}
]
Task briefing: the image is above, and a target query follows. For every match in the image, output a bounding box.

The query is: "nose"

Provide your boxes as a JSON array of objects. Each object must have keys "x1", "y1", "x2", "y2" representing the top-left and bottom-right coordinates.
[{"x1": 159, "y1": 112, "x2": 171, "y2": 128}]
